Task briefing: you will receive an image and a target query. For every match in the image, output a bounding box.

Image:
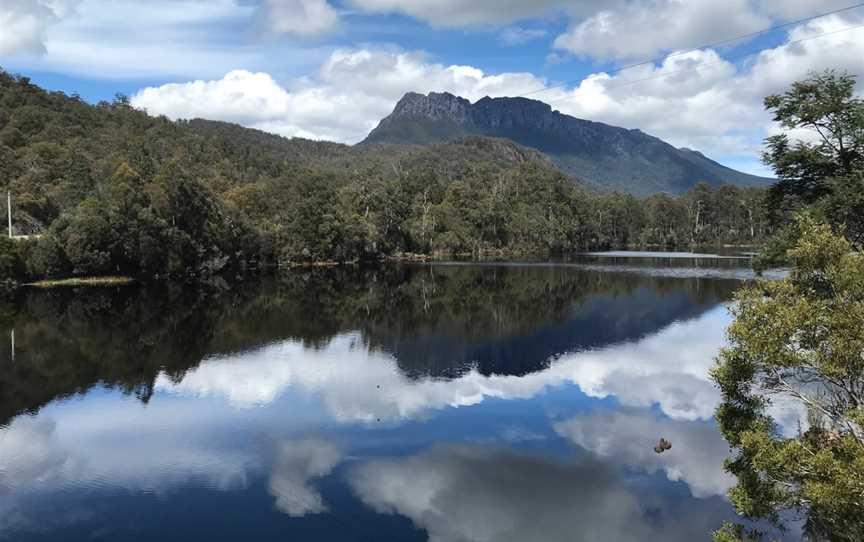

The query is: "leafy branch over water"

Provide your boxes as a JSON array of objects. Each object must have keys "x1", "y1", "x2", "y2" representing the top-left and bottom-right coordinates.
[
  {"x1": 712, "y1": 220, "x2": 864, "y2": 541},
  {"x1": 712, "y1": 70, "x2": 864, "y2": 542}
]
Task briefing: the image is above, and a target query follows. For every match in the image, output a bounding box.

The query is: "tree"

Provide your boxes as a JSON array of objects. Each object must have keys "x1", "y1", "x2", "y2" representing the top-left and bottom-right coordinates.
[
  {"x1": 763, "y1": 70, "x2": 864, "y2": 222},
  {"x1": 818, "y1": 171, "x2": 864, "y2": 247},
  {"x1": 711, "y1": 217, "x2": 864, "y2": 541},
  {"x1": 55, "y1": 197, "x2": 116, "y2": 275},
  {"x1": 0, "y1": 236, "x2": 22, "y2": 285}
]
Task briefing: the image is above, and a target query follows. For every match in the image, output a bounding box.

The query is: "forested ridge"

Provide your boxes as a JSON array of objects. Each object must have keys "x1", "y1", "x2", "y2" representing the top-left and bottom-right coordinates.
[{"x1": 0, "y1": 69, "x2": 771, "y2": 283}]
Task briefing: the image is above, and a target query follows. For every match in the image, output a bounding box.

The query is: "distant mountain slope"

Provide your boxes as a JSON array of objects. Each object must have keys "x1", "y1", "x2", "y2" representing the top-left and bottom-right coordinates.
[{"x1": 362, "y1": 92, "x2": 773, "y2": 196}]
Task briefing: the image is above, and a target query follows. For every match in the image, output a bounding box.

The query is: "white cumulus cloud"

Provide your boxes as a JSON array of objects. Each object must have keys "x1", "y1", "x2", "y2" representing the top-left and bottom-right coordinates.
[
  {"x1": 0, "y1": 417, "x2": 83, "y2": 490},
  {"x1": 758, "y1": 0, "x2": 862, "y2": 20},
  {"x1": 348, "y1": 445, "x2": 734, "y2": 542},
  {"x1": 260, "y1": 0, "x2": 339, "y2": 37},
  {"x1": 348, "y1": 0, "x2": 571, "y2": 28},
  {"x1": 498, "y1": 26, "x2": 547, "y2": 46},
  {"x1": 0, "y1": 0, "x2": 78, "y2": 55},
  {"x1": 547, "y1": 14, "x2": 864, "y2": 161},
  {"x1": 131, "y1": 49, "x2": 545, "y2": 143},
  {"x1": 0, "y1": 0, "x2": 328, "y2": 80},
  {"x1": 156, "y1": 306, "x2": 732, "y2": 423},
  {"x1": 554, "y1": 0, "x2": 768, "y2": 61},
  {"x1": 0, "y1": 401, "x2": 253, "y2": 496},
  {"x1": 132, "y1": 70, "x2": 293, "y2": 127},
  {"x1": 153, "y1": 301, "x2": 805, "y2": 433},
  {"x1": 129, "y1": 12, "x2": 864, "y2": 169}
]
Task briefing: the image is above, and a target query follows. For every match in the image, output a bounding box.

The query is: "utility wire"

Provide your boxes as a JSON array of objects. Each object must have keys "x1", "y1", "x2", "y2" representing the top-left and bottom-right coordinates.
[
  {"x1": 518, "y1": 1, "x2": 864, "y2": 99},
  {"x1": 543, "y1": 21, "x2": 864, "y2": 108},
  {"x1": 342, "y1": 4, "x2": 864, "y2": 143}
]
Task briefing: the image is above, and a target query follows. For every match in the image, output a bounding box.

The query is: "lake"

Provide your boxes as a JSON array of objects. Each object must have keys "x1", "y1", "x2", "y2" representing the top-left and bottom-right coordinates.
[{"x1": 0, "y1": 256, "x2": 798, "y2": 541}]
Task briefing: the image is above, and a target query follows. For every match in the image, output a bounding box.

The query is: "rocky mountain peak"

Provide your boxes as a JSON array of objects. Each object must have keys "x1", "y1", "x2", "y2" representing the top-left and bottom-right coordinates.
[
  {"x1": 363, "y1": 91, "x2": 774, "y2": 195},
  {"x1": 472, "y1": 95, "x2": 556, "y2": 129},
  {"x1": 387, "y1": 92, "x2": 557, "y2": 128},
  {"x1": 390, "y1": 91, "x2": 471, "y2": 122}
]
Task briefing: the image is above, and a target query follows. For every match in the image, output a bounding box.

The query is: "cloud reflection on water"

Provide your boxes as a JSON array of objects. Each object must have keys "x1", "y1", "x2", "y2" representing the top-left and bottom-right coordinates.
[
  {"x1": 156, "y1": 306, "x2": 732, "y2": 423},
  {"x1": 554, "y1": 410, "x2": 734, "y2": 498},
  {"x1": 0, "y1": 304, "x2": 737, "y2": 529},
  {"x1": 268, "y1": 438, "x2": 342, "y2": 517},
  {"x1": 348, "y1": 444, "x2": 733, "y2": 542}
]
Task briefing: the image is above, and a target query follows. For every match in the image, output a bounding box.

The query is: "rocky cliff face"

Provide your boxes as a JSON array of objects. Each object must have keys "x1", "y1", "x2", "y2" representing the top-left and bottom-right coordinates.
[
  {"x1": 363, "y1": 92, "x2": 773, "y2": 196},
  {"x1": 390, "y1": 92, "x2": 472, "y2": 122},
  {"x1": 378, "y1": 92, "x2": 559, "y2": 132}
]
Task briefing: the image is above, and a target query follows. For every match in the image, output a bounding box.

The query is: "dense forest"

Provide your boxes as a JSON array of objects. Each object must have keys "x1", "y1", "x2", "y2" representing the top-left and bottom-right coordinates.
[{"x1": 0, "y1": 69, "x2": 771, "y2": 283}]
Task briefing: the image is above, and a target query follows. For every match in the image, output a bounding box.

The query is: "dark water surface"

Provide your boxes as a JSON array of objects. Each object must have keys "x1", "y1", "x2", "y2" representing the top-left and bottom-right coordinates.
[{"x1": 0, "y1": 257, "x2": 797, "y2": 541}]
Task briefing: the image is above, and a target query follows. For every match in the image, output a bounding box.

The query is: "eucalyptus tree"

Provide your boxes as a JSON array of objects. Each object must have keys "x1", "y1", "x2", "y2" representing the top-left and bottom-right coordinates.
[
  {"x1": 763, "y1": 70, "x2": 864, "y2": 242},
  {"x1": 712, "y1": 218, "x2": 864, "y2": 541}
]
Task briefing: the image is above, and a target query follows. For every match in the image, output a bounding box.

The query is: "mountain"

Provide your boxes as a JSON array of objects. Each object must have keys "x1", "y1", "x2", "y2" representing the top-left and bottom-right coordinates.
[{"x1": 362, "y1": 92, "x2": 773, "y2": 196}]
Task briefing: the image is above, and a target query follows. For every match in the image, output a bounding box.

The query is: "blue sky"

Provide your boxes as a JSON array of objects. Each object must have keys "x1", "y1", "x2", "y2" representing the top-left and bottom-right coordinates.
[{"x1": 2, "y1": 0, "x2": 864, "y2": 176}]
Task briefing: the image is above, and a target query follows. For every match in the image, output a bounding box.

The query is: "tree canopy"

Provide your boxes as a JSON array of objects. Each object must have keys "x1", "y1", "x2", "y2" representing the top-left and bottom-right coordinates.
[
  {"x1": 713, "y1": 69, "x2": 864, "y2": 542},
  {"x1": 712, "y1": 218, "x2": 864, "y2": 541},
  {"x1": 762, "y1": 70, "x2": 864, "y2": 248}
]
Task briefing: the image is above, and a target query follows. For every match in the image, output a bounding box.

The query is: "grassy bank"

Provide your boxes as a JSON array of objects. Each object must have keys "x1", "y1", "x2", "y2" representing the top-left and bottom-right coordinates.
[{"x1": 25, "y1": 276, "x2": 136, "y2": 288}]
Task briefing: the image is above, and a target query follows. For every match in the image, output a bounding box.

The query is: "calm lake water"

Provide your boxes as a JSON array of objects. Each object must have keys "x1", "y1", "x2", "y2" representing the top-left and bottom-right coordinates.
[{"x1": 0, "y1": 255, "x2": 798, "y2": 541}]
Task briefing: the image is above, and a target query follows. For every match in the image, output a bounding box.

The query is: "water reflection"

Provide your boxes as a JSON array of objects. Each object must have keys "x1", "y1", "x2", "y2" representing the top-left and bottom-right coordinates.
[
  {"x1": 584, "y1": 251, "x2": 748, "y2": 258},
  {"x1": 268, "y1": 439, "x2": 343, "y2": 517},
  {"x1": 349, "y1": 444, "x2": 733, "y2": 542},
  {"x1": 0, "y1": 265, "x2": 738, "y2": 424},
  {"x1": 0, "y1": 261, "x2": 794, "y2": 541},
  {"x1": 156, "y1": 307, "x2": 730, "y2": 422},
  {"x1": 554, "y1": 410, "x2": 733, "y2": 498}
]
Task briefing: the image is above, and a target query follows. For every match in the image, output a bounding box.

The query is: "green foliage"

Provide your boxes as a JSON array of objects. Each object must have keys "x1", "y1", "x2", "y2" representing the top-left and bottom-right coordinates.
[
  {"x1": 712, "y1": 522, "x2": 773, "y2": 542},
  {"x1": 0, "y1": 236, "x2": 23, "y2": 287},
  {"x1": 723, "y1": 71, "x2": 864, "y2": 534},
  {"x1": 712, "y1": 217, "x2": 864, "y2": 541},
  {"x1": 20, "y1": 235, "x2": 66, "y2": 278},
  {"x1": 761, "y1": 70, "x2": 864, "y2": 253},
  {"x1": 751, "y1": 219, "x2": 805, "y2": 272},
  {"x1": 818, "y1": 171, "x2": 864, "y2": 247}
]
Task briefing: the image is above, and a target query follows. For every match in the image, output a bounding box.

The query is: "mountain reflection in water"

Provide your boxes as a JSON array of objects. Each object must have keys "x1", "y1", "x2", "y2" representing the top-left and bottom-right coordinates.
[{"x1": 0, "y1": 261, "x2": 795, "y2": 541}]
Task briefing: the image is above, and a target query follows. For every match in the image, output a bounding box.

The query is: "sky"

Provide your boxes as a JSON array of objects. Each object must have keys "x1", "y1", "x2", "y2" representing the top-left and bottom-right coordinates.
[{"x1": 1, "y1": 1, "x2": 863, "y2": 176}]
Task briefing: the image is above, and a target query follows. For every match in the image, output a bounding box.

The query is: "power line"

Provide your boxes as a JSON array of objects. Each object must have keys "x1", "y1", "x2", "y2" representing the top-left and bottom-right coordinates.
[
  {"x1": 543, "y1": 21, "x2": 864, "y2": 108},
  {"x1": 518, "y1": 1, "x2": 864, "y2": 99},
  {"x1": 341, "y1": 4, "x2": 864, "y2": 144}
]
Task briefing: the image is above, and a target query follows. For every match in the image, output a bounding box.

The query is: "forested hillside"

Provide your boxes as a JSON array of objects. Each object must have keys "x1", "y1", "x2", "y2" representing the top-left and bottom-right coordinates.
[{"x1": 0, "y1": 70, "x2": 771, "y2": 282}]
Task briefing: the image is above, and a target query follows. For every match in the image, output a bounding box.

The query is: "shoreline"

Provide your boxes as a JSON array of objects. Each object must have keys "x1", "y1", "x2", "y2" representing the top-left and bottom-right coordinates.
[
  {"x1": 24, "y1": 276, "x2": 136, "y2": 288},
  {"x1": 13, "y1": 245, "x2": 766, "y2": 289}
]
